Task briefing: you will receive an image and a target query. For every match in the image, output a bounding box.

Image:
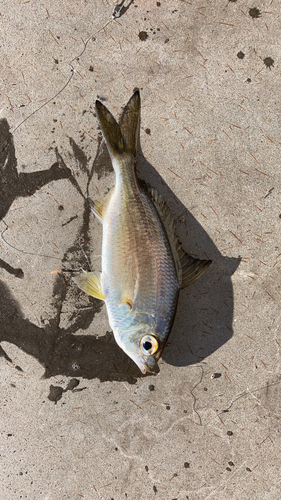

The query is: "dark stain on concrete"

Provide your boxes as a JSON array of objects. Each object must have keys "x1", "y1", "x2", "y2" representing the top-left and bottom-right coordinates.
[
  {"x1": 61, "y1": 214, "x2": 78, "y2": 227},
  {"x1": 237, "y1": 51, "x2": 245, "y2": 59},
  {"x1": 263, "y1": 57, "x2": 274, "y2": 69},
  {"x1": 0, "y1": 259, "x2": 24, "y2": 278},
  {"x1": 69, "y1": 137, "x2": 88, "y2": 173},
  {"x1": 113, "y1": 0, "x2": 135, "y2": 19},
  {"x1": 139, "y1": 31, "x2": 148, "y2": 41},
  {"x1": 96, "y1": 95, "x2": 107, "y2": 102},
  {"x1": 89, "y1": 133, "x2": 113, "y2": 180},
  {"x1": 264, "y1": 187, "x2": 274, "y2": 198},
  {"x1": 249, "y1": 7, "x2": 261, "y2": 18},
  {"x1": 48, "y1": 385, "x2": 64, "y2": 403},
  {"x1": 0, "y1": 119, "x2": 72, "y2": 221},
  {"x1": 48, "y1": 378, "x2": 81, "y2": 404}
]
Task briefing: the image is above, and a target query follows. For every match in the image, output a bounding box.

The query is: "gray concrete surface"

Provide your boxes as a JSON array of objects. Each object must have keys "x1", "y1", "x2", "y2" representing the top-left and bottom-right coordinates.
[{"x1": 0, "y1": 1, "x2": 280, "y2": 499}]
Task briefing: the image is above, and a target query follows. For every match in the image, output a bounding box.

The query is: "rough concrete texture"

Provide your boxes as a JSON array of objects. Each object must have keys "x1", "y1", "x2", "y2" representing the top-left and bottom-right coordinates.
[{"x1": 0, "y1": 0, "x2": 280, "y2": 499}]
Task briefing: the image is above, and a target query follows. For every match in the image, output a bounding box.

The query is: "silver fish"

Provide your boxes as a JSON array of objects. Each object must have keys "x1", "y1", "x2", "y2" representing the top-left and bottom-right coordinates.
[{"x1": 74, "y1": 91, "x2": 211, "y2": 373}]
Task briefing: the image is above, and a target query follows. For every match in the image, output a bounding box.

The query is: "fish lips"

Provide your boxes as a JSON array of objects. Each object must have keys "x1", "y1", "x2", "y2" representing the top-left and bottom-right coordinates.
[
  {"x1": 135, "y1": 353, "x2": 161, "y2": 375},
  {"x1": 137, "y1": 338, "x2": 169, "y2": 374}
]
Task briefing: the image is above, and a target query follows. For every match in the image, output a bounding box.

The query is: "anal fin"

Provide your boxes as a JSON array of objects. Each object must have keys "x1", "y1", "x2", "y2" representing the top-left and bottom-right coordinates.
[{"x1": 73, "y1": 271, "x2": 105, "y2": 300}]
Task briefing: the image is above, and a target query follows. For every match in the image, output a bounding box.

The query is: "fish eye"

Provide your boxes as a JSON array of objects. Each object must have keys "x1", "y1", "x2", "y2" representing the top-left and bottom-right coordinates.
[{"x1": 140, "y1": 335, "x2": 158, "y2": 356}]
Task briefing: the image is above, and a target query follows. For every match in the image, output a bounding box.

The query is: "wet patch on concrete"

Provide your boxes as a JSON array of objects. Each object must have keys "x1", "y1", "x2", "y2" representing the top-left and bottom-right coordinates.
[
  {"x1": 0, "y1": 119, "x2": 71, "y2": 221},
  {"x1": 249, "y1": 7, "x2": 261, "y2": 18},
  {"x1": 47, "y1": 378, "x2": 84, "y2": 404},
  {"x1": 263, "y1": 57, "x2": 274, "y2": 69},
  {"x1": 138, "y1": 31, "x2": 148, "y2": 41}
]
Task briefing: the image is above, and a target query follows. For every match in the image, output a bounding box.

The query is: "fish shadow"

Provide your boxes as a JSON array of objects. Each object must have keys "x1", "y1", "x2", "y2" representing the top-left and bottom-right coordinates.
[
  {"x1": 0, "y1": 116, "x2": 239, "y2": 385},
  {"x1": 0, "y1": 118, "x2": 72, "y2": 221},
  {"x1": 0, "y1": 120, "x2": 141, "y2": 384},
  {"x1": 0, "y1": 278, "x2": 141, "y2": 384},
  {"x1": 137, "y1": 148, "x2": 240, "y2": 368}
]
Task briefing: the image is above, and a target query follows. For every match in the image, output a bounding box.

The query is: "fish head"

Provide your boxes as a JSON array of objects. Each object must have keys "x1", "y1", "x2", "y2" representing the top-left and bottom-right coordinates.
[
  {"x1": 115, "y1": 318, "x2": 162, "y2": 374},
  {"x1": 131, "y1": 335, "x2": 161, "y2": 374}
]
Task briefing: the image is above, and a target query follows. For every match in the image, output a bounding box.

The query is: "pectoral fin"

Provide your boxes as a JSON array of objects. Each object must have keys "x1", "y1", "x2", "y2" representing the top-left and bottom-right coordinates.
[{"x1": 73, "y1": 271, "x2": 105, "y2": 300}]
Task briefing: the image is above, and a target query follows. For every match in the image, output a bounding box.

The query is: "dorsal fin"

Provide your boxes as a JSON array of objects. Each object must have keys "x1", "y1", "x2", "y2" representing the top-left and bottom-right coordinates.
[{"x1": 148, "y1": 187, "x2": 212, "y2": 288}]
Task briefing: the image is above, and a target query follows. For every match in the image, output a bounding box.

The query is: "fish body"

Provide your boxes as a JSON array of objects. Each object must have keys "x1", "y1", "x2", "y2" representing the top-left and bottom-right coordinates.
[
  {"x1": 74, "y1": 92, "x2": 211, "y2": 373},
  {"x1": 102, "y1": 153, "x2": 180, "y2": 373}
]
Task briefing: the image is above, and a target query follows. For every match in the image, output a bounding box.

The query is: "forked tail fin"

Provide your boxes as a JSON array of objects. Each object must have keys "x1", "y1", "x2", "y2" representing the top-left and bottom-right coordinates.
[{"x1": 95, "y1": 90, "x2": 140, "y2": 159}]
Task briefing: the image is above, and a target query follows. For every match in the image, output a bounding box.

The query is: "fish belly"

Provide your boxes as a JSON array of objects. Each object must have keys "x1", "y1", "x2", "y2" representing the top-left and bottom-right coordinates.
[{"x1": 102, "y1": 184, "x2": 179, "y2": 342}]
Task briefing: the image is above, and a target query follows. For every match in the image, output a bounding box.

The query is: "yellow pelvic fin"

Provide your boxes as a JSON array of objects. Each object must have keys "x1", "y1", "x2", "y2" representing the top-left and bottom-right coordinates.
[
  {"x1": 88, "y1": 196, "x2": 109, "y2": 223},
  {"x1": 73, "y1": 271, "x2": 105, "y2": 300}
]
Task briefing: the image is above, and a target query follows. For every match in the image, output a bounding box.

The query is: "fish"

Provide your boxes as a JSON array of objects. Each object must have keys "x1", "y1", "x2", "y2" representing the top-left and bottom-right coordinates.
[{"x1": 73, "y1": 91, "x2": 211, "y2": 374}]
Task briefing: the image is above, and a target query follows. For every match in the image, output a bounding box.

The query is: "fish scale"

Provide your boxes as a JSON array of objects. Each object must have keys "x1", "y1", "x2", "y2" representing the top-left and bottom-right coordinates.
[{"x1": 74, "y1": 91, "x2": 211, "y2": 373}]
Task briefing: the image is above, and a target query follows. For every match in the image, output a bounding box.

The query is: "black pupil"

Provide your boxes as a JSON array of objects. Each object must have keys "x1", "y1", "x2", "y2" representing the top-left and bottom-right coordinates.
[{"x1": 143, "y1": 341, "x2": 152, "y2": 351}]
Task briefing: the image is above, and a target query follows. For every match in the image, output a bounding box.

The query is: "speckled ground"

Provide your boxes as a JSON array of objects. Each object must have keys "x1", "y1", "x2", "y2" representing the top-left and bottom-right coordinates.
[{"x1": 1, "y1": 1, "x2": 281, "y2": 499}]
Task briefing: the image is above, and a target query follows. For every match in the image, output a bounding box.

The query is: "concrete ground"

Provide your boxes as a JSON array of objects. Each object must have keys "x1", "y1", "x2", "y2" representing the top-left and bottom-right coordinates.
[{"x1": 0, "y1": 1, "x2": 280, "y2": 499}]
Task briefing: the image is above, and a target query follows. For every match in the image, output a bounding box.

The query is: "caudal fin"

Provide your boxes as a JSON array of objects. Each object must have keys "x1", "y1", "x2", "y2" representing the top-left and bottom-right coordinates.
[
  {"x1": 119, "y1": 90, "x2": 140, "y2": 156},
  {"x1": 95, "y1": 90, "x2": 140, "y2": 159}
]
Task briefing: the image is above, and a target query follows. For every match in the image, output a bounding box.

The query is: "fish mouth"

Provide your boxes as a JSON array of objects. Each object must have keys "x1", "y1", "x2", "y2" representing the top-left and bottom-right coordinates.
[{"x1": 137, "y1": 355, "x2": 159, "y2": 375}]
